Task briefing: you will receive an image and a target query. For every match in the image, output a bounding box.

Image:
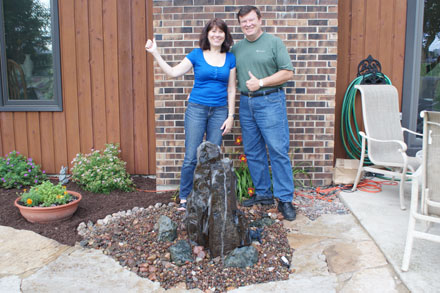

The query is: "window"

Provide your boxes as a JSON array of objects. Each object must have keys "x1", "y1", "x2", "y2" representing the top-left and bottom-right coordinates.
[
  {"x1": 0, "y1": 0, "x2": 62, "y2": 111},
  {"x1": 402, "y1": 0, "x2": 440, "y2": 154}
]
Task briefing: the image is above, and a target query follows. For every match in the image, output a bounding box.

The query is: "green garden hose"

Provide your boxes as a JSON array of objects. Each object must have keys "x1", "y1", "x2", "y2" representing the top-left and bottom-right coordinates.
[{"x1": 340, "y1": 74, "x2": 392, "y2": 163}]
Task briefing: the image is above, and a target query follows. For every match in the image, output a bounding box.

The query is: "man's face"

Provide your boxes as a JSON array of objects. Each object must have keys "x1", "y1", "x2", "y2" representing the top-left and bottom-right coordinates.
[{"x1": 238, "y1": 10, "x2": 262, "y2": 40}]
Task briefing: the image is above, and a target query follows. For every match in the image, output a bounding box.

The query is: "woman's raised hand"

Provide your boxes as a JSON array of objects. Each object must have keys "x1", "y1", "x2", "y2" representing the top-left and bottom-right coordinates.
[{"x1": 145, "y1": 38, "x2": 157, "y2": 53}]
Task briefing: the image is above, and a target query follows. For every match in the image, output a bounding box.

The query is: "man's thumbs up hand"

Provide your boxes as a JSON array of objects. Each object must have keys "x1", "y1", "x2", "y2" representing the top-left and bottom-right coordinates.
[{"x1": 246, "y1": 71, "x2": 261, "y2": 92}]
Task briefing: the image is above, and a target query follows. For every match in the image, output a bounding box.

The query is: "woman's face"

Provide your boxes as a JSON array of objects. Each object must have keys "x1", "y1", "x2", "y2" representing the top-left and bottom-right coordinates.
[{"x1": 208, "y1": 25, "x2": 225, "y2": 48}]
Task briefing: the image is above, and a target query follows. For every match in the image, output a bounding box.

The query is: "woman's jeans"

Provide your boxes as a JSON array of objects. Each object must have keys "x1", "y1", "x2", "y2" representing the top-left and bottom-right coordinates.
[
  {"x1": 179, "y1": 102, "x2": 228, "y2": 200},
  {"x1": 239, "y1": 90, "x2": 294, "y2": 203}
]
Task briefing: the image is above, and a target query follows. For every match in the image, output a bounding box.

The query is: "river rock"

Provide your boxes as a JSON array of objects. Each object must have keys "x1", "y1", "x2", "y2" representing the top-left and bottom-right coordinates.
[
  {"x1": 224, "y1": 246, "x2": 259, "y2": 268},
  {"x1": 157, "y1": 215, "x2": 177, "y2": 242},
  {"x1": 169, "y1": 240, "x2": 193, "y2": 266}
]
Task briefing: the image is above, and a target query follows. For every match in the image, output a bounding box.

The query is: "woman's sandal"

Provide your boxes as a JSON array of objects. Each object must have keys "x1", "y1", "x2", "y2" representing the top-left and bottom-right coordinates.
[{"x1": 177, "y1": 201, "x2": 187, "y2": 211}]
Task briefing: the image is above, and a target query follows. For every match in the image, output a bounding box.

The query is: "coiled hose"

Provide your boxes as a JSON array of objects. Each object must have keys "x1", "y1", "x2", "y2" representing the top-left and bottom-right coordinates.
[{"x1": 340, "y1": 74, "x2": 392, "y2": 163}]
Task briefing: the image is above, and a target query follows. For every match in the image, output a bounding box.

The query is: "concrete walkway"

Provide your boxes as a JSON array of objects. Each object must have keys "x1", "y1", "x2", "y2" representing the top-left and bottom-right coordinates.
[
  {"x1": 0, "y1": 204, "x2": 408, "y2": 293},
  {"x1": 340, "y1": 180, "x2": 440, "y2": 293}
]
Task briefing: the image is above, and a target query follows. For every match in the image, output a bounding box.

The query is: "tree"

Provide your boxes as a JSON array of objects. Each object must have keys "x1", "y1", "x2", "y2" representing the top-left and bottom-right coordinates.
[{"x1": 3, "y1": 0, "x2": 51, "y2": 64}]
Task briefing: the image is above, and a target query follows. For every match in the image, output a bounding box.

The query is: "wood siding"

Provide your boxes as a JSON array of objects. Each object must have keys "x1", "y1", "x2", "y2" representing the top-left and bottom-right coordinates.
[
  {"x1": 0, "y1": 0, "x2": 156, "y2": 174},
  {"x1": 334, "y1": 0, "x2": 408, "y2": 160}
]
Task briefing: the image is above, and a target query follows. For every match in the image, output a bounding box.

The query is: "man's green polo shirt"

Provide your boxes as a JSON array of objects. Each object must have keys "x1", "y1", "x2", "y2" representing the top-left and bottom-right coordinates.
[{"x1": 231, "y1": 32, "x2": 293, "y2": 93}]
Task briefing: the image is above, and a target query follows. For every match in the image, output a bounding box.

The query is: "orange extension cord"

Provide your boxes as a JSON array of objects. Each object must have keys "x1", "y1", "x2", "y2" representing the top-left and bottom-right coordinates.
[{"x1": 293, "y1": 178, "x2": 398, "y2": 207}]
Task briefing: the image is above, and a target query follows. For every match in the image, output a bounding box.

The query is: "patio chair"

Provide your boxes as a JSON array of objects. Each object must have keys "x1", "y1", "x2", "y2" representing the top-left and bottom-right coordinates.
[
  {"x1": 351, "y1": 85, "x2": 422, "y2": 210},
  {"x1": 401, "y1": 111, "x2": 440, "y2": 272},
  {"x1": 7, "y1": 59, "x2": 28, "y2": 100}
]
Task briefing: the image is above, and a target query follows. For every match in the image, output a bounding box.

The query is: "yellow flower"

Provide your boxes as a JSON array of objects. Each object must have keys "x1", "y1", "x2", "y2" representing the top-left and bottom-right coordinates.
[
  {"x1": 23, "y1": 189, "x2": 27, "y2": 192},
  {"x1": 26, "y1": 198, "x2": 32, "y2": 205},
  {"x1": 62, "y1": 186, "x2": 67, "y2": 189},
  {"x1": 56, "y1": 194, "x2": 62, "y2": 199},
  {"x1": 64, "y1": 191, "x2": 68, "y2": 195}
]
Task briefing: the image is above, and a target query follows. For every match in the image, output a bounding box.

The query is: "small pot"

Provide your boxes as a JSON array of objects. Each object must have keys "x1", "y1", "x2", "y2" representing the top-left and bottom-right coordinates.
[{"x1": 14, "y1": 191, "x2": 82, "y2": 223}]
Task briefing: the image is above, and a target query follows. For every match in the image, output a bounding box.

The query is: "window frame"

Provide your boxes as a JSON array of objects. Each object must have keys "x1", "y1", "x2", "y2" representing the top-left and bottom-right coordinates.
[
  {"x1": 0, "y1": 0, "x2": 63, "y2": 112},
  {"x1": 401, "y1": 0, "x2": 425, "y2": 155}
]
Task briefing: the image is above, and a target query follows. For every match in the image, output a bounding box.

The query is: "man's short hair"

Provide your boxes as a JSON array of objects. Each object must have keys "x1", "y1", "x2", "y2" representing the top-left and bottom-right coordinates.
[{"x1": 237, "y1": 5, "x2": 261, "y2": 22}]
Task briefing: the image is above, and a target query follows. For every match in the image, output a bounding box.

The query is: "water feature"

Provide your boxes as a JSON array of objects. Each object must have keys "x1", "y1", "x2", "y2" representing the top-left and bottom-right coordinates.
[{"x1": 186, "y1": 141, "x2": 250, "y2": 258}]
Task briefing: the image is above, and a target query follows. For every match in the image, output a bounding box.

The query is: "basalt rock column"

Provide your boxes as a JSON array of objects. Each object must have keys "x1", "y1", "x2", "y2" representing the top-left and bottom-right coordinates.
[{"x1": 186, "y1": 142, "x2": 250, "y2": 258}]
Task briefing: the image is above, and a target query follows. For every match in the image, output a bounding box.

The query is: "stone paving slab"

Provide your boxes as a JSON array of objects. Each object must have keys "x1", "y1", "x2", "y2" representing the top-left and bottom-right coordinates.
[
  {"x1": 231, "y1": 275, "x2": 338, "y2": 293},
  {"x1": 0, "y1": 226, "x2": 71, "y2": 278},
  {"x1": 21, "y1": 247, "x2": 170, "y2": 293},
  {"x1": 0, "y1": 275, "x2": 21, "y2": 293}
]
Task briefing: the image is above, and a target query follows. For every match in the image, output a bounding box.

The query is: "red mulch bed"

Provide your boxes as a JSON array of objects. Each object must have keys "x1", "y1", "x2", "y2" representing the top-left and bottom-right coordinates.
[{"x1": 0, "y1": 176, "x2": 174, "y2": 246}]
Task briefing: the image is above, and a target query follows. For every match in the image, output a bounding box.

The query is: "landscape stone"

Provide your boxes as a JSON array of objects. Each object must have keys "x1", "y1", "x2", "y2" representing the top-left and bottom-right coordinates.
[
  {"x1": 186, "y1": 141, "x2": 250, "y2": 258},
  {"x1": 157, "y1": 215, "x2": 177, "y2": 242},
  {"x1": 224, "y1": 246, "x2": 258, "y2": 268},
  {"x1": 169, "y1": 240, "x2": 193, "y2": 266}
]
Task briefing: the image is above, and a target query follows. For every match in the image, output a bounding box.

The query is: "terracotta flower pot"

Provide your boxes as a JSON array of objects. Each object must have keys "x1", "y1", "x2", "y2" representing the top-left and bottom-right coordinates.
[{"x1": 14, "y1": 191, "x2": 82, "y2": 223}]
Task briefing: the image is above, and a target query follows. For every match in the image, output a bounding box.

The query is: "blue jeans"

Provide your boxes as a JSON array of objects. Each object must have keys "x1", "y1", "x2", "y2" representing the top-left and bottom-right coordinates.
[
  {"x1": 239, "y1": 90, "x2": 294, "y2": 202},
  {"x1": 180, "y1": 102, "x2": 228, "y2": 200}
]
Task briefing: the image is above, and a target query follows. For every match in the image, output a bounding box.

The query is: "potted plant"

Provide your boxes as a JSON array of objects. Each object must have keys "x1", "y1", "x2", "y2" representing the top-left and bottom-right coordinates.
[{"x1": 14, "y1": 180, "x2": 82, "y2": 223}]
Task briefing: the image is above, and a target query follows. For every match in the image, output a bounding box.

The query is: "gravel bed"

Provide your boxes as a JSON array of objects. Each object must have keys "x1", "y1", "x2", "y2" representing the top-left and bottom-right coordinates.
[
  {"x1": 79, "y1": 203, "x2": 293, "y2": 292},
  {"x1": 78, "y1": 189, "x2": 351, "y2": 292},
  {"x1": 293, "y1": 188, "x2": 350, "y2": 220}
]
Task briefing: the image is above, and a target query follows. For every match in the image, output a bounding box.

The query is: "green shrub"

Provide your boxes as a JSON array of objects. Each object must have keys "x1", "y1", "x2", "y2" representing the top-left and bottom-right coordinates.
[
  {"x1": 70, "y1": 144, "x2": 134, "y2": 194},
  {"x1": 20, "y1": 180, "x2": 72, "y2": 207},
  {"x1": 0, "y1": 151, "x2": 47, "y2": 189}
]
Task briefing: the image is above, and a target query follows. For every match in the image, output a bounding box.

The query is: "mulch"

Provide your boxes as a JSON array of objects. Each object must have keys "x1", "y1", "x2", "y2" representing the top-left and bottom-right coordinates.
[{"x1": 0, "y1": 176, "x2": 174, "y2": 245}]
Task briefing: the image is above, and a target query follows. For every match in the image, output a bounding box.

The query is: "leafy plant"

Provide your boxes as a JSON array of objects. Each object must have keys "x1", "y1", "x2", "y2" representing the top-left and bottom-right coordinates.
[
  {"x1": 70, "y1": 144, "x2": 134, "y2": 194},
  {"x1": 232, "y1": 136, "x2": 313, "y2": 202},
  {"x1": 19, "y1": 180, "x2": 72, "y2": 207},
  {"x1": 0, "y1": 151, "x2": 47, "y2": 189},
  {"x1": 234, "y1": 154, "x2": 255, "y2": 202}
]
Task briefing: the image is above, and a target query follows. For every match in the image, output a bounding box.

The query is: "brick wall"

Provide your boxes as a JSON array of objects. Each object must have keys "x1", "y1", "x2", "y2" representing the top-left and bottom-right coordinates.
[{"x1": 152, "y1": 0, "x2": 338, "y2": 188}]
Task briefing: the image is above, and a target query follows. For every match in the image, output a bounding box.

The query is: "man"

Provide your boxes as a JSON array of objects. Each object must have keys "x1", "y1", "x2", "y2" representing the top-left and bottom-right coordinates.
[{"x1": 231, "y1": 5, "x2": 296, "y2": 221}]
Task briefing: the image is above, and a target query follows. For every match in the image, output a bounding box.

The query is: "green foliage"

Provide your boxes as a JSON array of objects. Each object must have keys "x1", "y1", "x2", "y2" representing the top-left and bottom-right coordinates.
[
  {"x1": 20, "y1": 180, "x2": 72, "y2": 207},
  {"x1": 3, "y1": 0, "x2": 51, "y2": 63},
  {"x1": 423, "y1": 0, "x2": 440, "y2": 53},
  {"x1": 70, "y1": 144, "x2": 134, "y2": 194},
  {"x1": 0, "y1": 151, "x2": 47, "y2": 189},
  {"x1": 234, "y1": 160, "x2": 255, "y2": 203},
  {"x1": 233, "y1": 151, "x2": 312, "y2": 202},
  {"x1": 292, "y1": 163, "x2": 313, "y2": 188}
]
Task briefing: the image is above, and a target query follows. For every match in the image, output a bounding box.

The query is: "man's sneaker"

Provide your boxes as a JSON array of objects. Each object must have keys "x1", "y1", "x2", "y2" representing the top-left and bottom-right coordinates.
[
  {"x1": 278, "y1": 201, "x2": 296, "y2": 221},
  {"x1": 241, "y1": 196, "x2": 275, "y2": 207}
]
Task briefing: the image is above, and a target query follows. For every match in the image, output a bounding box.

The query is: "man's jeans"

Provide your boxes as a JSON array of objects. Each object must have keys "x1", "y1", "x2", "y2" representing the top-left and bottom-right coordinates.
[
  {"x1": 239, "y1": 90, "x2": 294, "y2": 202},
  {"x1": 179, "y1": 102, "x2": 227, "y2": 200}
]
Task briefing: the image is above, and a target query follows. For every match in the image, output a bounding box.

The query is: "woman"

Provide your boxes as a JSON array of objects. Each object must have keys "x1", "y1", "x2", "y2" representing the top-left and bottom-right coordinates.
[{"x1": 145, "y1": 18, "x2": 236, "y2": 210}]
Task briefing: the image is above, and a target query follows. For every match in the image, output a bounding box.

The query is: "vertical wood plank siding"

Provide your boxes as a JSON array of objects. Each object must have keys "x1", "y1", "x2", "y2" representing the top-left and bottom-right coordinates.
[
  {"x1": 334, "y1": 0, "x2": 408, "y2": 160},
  {"x1": 0, "y1": 0, "x2": 156, "y2": 175}
]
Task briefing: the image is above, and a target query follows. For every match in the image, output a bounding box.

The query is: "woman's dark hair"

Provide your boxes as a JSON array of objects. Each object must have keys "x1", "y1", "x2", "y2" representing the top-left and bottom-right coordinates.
[
  {"x1": 199, "y1": 18, "x2": 233, "y2": 53},
  {"x1": 237, "y1": 6, "x2": 261, "y2": 22}
]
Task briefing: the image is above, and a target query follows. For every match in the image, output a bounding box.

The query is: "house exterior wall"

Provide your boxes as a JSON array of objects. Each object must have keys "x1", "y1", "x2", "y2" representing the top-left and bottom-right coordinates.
[
  {"x1": 152, "y1": 0, "x2": 338, "y2": 187},
  {"x1": 0, "y1": 0, "x2": 157, "y2": 174},
  {"x1": 335, "y1": 0, "x2": 408, "y2": 160}
]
